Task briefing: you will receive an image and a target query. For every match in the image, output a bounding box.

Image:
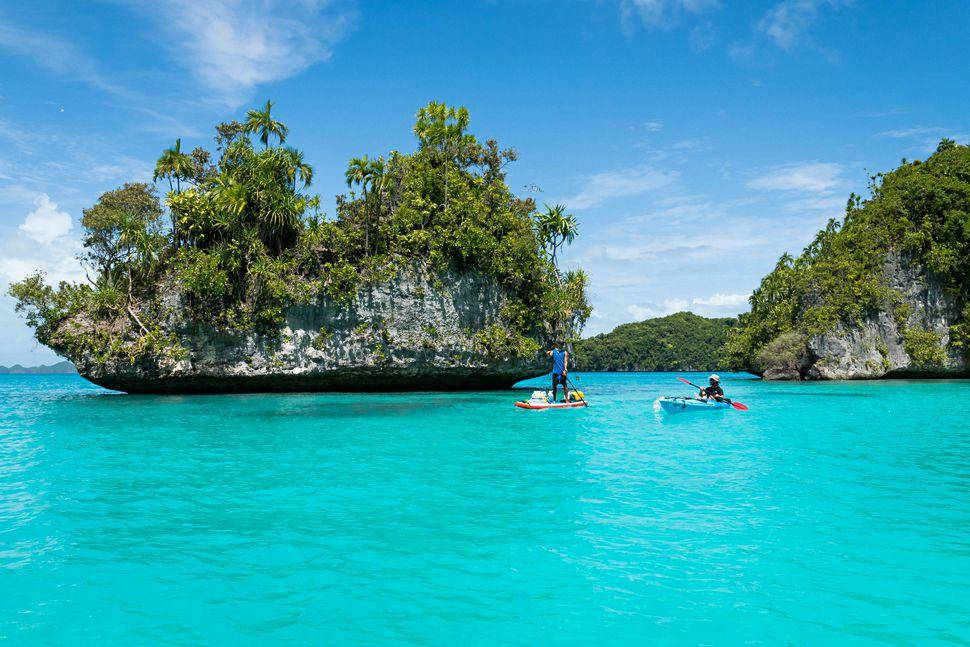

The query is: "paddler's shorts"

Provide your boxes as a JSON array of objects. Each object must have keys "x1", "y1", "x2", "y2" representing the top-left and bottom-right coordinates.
[{"x1": 552, "y1": 373, "x2": 567, "y2": 386}]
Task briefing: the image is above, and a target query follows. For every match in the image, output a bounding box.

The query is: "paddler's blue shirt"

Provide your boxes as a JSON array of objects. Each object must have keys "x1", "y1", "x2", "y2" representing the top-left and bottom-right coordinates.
[{"x1": 551, "y1": 348, "x2": 566, "y2": 374}]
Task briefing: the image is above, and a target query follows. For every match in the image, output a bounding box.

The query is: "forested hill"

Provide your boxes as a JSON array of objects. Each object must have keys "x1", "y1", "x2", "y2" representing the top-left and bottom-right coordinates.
[
  {"x1": 571, "y1": 312, "x2": 738, "y2": 371},
  {"x1": 0, "y1": 361, "x2": 76, "y2": 374}
]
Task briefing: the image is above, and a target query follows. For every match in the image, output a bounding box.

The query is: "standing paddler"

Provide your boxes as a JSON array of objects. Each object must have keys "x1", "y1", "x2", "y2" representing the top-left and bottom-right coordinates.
[{"x1": 546, "y1": 340, "x2": 569, "y2": 402}]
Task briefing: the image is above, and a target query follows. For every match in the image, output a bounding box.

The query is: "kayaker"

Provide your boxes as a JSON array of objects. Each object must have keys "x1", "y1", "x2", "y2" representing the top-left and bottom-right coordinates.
[
  {"x1": 698, "y1": 374, "x2": 724, "y2": 401},
  {"x1": 546, "y1": 341, "x2": 569, "y2": 402}
]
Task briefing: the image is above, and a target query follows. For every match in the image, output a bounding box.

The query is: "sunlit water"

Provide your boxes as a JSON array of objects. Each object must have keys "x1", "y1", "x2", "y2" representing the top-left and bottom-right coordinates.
[{"x1": 2, "y1": 372, "x2": 969, "y2": 644}]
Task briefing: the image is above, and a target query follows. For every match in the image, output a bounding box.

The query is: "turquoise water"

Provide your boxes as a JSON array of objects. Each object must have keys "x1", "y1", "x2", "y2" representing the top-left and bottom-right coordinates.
[{"x1": 2, "y1": 372, "x2": 969, "y2": 644}]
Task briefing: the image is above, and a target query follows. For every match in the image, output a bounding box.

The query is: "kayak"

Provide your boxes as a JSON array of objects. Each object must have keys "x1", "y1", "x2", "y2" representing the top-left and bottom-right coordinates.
[
  {"x1": 515, "y1": 400, "x2": 588, "y2": 410},
  {"x1": 657, "y1": 396, "x2": 731, "y2": 414}
]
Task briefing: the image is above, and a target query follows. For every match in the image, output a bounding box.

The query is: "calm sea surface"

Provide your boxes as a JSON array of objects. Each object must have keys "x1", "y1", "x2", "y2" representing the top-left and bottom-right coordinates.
[{"x1": 2, "y1": 372, "x2": 969, "y2": 645}]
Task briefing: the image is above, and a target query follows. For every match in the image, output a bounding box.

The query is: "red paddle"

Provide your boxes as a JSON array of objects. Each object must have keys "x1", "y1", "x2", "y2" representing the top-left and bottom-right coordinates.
[{"x1": 677, "y1": 377, "x2": 749, "y2": 411}]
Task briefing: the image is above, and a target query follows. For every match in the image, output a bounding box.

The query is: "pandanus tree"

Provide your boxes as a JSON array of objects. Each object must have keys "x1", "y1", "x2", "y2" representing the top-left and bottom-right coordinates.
[
  {"x1": 244, "y1": 99, "x2": 289, "y2": 150},
  {"x1": 281, "y1": 147, "x2": 313, "y2": 191}
]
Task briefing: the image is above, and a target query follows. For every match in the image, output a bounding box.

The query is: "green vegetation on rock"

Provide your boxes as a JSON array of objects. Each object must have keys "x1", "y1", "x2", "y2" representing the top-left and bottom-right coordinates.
[
  {"x1": 571, "y1": 312, "x2": 738, "y2": 371},
  {"x1": 902, "y1": 328, "x2": 947, "y2": 367},
  {"x1": 724, "y1": 140, "x2": 970, "y2": 371},
  {"x1": 10, "y1": 101, "x2": 590, "y2": 368}
]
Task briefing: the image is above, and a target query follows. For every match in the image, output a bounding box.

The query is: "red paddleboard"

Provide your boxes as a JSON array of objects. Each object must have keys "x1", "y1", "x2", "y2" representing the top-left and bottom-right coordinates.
[{"x1": 515, "y1": 400, "x2": 588, "y2": 410}]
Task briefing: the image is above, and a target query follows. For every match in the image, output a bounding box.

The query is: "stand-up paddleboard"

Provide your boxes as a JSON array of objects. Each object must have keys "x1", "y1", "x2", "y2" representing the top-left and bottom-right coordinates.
[
  {"x1": 515, "y1": 400, "x2": 588, "y2": 410},
  {"x1": 657, "y1": 396, "x2": 731, "y2": 414},
  {"x1": 516, "y1": 390, "x2": 588, "y2": 410}
]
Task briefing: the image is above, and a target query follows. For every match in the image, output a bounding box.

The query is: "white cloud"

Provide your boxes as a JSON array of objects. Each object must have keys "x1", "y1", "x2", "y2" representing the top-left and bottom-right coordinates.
[
  {"x1": 624, "y1": 297, "x2": 691, "y2": 322},
  {"x1": 644, "y1": 119, "x2": 664, "y2": 132},
  {"x1": 566, "y1": 165, "x2": 678, "y2": 209},
  {"x1": 0, "y1": 295, "x2": 62, "y2": 366},
  {"x1": 728, "y1": 41, "x2": 755, "y2": 64},
  {"x1": 872, "y1": 127, "x2": 968, "y2": 154},
  {"x1": 871, "y1": 126, "x2": 962, "y2": 148},
  {"x1": 91, "y1": 157, "x2": 155, "y2": 184},
  {"x1": 746, "y1": 162, "x2": 844, "y2": 193},
  {"x1": 756, "y1": 0, "x2": 852, "y2": 51},
  {"x1": 619, "y1": 0, "x2": 720, "y2": 28},
  {"x1": 0, "y1": 234, "x2": 84, "y2": 286},
  {"x1": 19, "y1": 194, "x2": 73, "y2": 245},
  {"x1": 627, "y1": 304, "x2": 659, "y2": 320},
  {"x1": 855, "y1": 108, "x2": 907, "y2": 118},
  {"x1": 663, "y1": 297, "x2": 690, "y2": 312},
  {"x1": 570, "y1": 188, "x2": 837, "y2": 336},
  {"x1": 148, "y1": 0, "x2": 355, "y2": 106},
  {"x1": 874, "y1": 126, "x2": 944, "y2": 139},
  {"x1": 693, "y1": 292, "x2": 748, "y2": 307},
  {"x1": 785, "y1": 194, "x2": 847, "y2": 213},
  {"x1": 689, "y1": 22, "x2": 716, "y2": 52},
  {"x1": 672, "y1": 138, "x2": 709, "y2": 151}
]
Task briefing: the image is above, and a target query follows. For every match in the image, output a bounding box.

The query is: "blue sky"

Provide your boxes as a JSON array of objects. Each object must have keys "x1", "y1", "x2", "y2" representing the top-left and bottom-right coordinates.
[{"x1": 1, "y1": 0, "x2": 968, "y2": 365}]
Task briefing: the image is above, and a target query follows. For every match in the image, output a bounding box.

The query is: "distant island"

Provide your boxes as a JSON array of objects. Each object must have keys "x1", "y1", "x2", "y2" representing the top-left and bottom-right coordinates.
[
  {"x1": 0, "y1": 361, "x2": 77, "y2": 374},
  {"x1": 572, "y1": 312, "x2": 737, "y2": 371},
  {"x1": 725, "y1": 140, "x2": 970, "y2": 379},
  {"x1": 9, "y1": 101, "x2": 590, "y2": 393}
]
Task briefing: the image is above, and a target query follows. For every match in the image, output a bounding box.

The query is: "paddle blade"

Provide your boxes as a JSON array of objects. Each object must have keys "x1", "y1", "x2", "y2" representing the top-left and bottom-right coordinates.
[
  {"x1": 729, "y1": 400, "x2": 749, "y2": 411},
  {"x1": 677, "y1": 377, "x2": 691, "y2": 384}
]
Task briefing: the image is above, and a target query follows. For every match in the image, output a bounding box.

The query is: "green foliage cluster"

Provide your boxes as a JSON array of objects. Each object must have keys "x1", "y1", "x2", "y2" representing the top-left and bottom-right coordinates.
[
  {"x1": 754, "y1": 331, "x2": 810, "y2": 376},
  {"x1": 9, "y1": 101, "x2": 589, "y2": 366},
  {"x1": 902, "y1": 328, "x2": 947, "y2": 366},
  {"x1": 571, "y1": 312, "x2": 738, "y2": 371},
  {"x1": 725, "y1": 140, "x2": 970, "y2": 370},
  {"x1": 475, "y1": 324, "x2": 541, "y2": 361}
]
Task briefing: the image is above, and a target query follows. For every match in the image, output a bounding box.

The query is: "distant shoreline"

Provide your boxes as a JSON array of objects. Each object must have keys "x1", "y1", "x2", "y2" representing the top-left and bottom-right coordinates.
[{"x1": 0, "y1": 361, "x2": 77, "y2": 375}]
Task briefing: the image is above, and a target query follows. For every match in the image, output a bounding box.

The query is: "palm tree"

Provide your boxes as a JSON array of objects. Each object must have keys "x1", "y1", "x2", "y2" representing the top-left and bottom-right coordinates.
[
  {"x1": 153, "y1": 138, "x2": 194, "y2": 193},
  {"x1": 536, "y1": 203, "x2": 578, "y2": 271},
  {"x1": 153, "y1": 138, "x2": 194, "y2": 245},
  {"x1": 345, "y1": 155, "x2": 372, "y2": 197},
  {"x1": 244, "y1": 100, "x2": 289, "y2": 150},
  {"x1": 346, "y1": 156, "x2": 375, "y2": 254},
  {"x1": 367, "y1": 156, "x2": 389, "y2": 254}
]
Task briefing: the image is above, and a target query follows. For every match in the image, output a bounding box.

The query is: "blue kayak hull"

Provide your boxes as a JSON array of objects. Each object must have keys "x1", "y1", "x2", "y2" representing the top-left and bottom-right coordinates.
[{"x1": 657, "y1": 396, "x2": 731, "y2": 414}]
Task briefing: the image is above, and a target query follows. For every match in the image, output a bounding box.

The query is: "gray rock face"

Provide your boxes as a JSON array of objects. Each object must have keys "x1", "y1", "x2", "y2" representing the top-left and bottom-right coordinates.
[
  {"x1": 782, "y1": 252, "x2": 967, "y2": 380},
  {"x1": 71, "y1": 266, "x2": 549, "y2": 393}
]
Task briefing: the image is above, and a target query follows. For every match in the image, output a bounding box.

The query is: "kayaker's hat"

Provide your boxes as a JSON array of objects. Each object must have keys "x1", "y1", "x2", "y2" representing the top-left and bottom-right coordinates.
[{"x1": 709, "y1": 374, "x2": 720, "y2": 382}]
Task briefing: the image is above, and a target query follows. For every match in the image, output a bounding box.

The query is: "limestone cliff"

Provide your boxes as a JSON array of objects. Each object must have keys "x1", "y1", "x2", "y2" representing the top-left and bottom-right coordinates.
[
  {"x1": 59, "y1": 267, "x2": 549, "y2": 393},
  {"x1": 761, "y1": 253, "x2": 967, "y2": 380}
]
